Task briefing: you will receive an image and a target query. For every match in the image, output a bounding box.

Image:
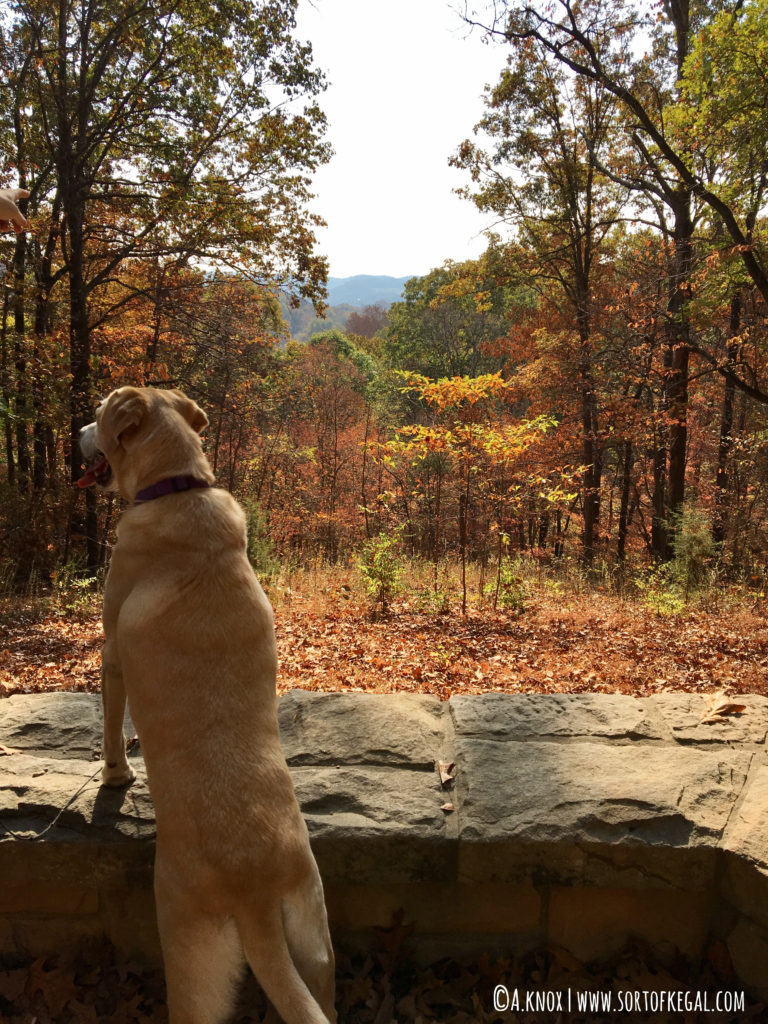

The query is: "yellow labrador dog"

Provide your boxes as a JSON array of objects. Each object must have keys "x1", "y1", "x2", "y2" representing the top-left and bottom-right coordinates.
[{"x1": 79, "y1": 386, "x2": 336, "y2": 1024}]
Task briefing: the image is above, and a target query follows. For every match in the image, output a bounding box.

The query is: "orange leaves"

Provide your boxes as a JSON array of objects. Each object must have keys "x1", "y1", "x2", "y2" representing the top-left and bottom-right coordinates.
[{"x1": 269, "y1": 589, "x2": 768, "y2": 701}]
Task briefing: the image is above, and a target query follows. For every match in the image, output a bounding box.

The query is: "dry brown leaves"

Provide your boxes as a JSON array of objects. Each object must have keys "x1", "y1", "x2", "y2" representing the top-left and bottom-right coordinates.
[
  {"x1": 272, "y1": 591, "x2": 768, "y2": 700},
  {"x1": 3, "y1": 593, "x2": 768, "y2": 700},
  {"x1": 1, "y1": 933, "x2": 761, "y2": 1024},
  {"x1": 0, "y1": 610, "x2": 103, "y2": 697}
]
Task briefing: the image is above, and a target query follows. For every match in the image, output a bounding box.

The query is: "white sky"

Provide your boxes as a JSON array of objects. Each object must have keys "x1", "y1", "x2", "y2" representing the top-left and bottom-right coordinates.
[{"x1": 296, "y1": 0, "x2": 509, "y2": 279}]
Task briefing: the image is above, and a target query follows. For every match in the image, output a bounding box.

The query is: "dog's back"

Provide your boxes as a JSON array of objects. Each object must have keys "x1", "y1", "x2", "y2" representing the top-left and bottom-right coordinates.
[{"x1": 89, "y1": 386, "x2": 336, "y2": 1023}]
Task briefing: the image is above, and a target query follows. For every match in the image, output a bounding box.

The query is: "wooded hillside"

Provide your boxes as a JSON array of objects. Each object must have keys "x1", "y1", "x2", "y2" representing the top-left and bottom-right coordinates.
[{"x1": 2, "y1": 0, "x2": 768, "y2": 597}]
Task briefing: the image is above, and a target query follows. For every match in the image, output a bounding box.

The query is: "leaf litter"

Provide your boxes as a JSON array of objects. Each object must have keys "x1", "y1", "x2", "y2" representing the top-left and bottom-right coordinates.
[
  {"x1": 2, "y1": 595, "x2": 767, "y2": 1020},
  {"x1": 3, "y1": 593, "x2": 768, "y2": 700},
  {"x1": 1, "y1": 931, "x2": 761, "y2": 1023}
]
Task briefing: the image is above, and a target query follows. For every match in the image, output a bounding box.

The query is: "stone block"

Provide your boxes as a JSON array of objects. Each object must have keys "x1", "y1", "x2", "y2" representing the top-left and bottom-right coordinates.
[
  {"x1": 726, "y1": 915, "x2": 768, "y2": 1000},
  {"x1": 8, "y1": 915, "x2": 106, "y2": 959},
  {"x1": 651, "y1": 693, "x2": 768, "y2": 745},
  {"x1": 0, "y1": 692, "x2": 136, "y2": 760},
  {"x1": 721, "y1": 854, "x2": 768, "y2": 933},
  {"x1": 279, "y1": 690, "x2": 445, "y2": 768},
  {"x1": 100, "y1": 887, "x2": 162, "y2": 964},
  {"x1": 450, "y1": 693, "x2": 661, "y2": 742},
  {"x1": 0, "y1": 841, "x2": 153, "y2": 894},
  {"x1": 0, "y1": 752, "x2": 154, "y2": 841},
  {"x1": 720, "y1": 762, "x2": 768, "y2": 873},
  {"x1": 455, "y1": 738, "x2": 750, "y2": 849},
  {"x1": 0, "y1": 879, "x2": 98, "y2": 915},
  {"x1": 324, "y1": 882, "x2": 541, "y2": 937},
  {"x1": 548, "y1": 886, "x2": 713, "y2": 961},
  {"x1": 456, "y1": 837, "x2": 720, "y2": 891},
  {"x1": 295, "y1": 765, "x2": 453, "y2": 884}
]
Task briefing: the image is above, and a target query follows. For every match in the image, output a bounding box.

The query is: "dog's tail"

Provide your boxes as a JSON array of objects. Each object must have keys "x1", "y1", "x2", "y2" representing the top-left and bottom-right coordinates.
[{"x1": 237, "y1": 901, "x2": 332, "y2": 1024}]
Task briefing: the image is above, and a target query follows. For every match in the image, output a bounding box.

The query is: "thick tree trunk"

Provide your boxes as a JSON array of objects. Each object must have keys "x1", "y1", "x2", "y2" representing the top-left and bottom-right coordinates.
[
  {"x1": 66, "y1": 195, "x2": 100, "y2": 570},
  {"x1": 1, "y1": 283, "x2": 15, "y2": 487}
]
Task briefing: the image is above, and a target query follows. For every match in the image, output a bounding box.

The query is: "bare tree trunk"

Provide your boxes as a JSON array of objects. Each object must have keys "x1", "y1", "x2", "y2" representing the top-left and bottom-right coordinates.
[
  {"x1": 617, "y1": 440, "x2": 634, "y2": 562},
  {"x1": 713, "y1": 293, "x2": 741, "y2": 548},
  {"x1": 578, "y1": 312, "x2": 602, "y2": 565},
  {"x1": 32, "y1": 197, "x2": 61, "y2": 489},
  {"x1": 1, "y1": 281, "x2": 16, "y2": 487},
  {"x1": 665, "y1": 196, "x2": 693, "y2": 536},
  {"x1": 13, "y1": 230, "x2": 31, "y2": 492}
]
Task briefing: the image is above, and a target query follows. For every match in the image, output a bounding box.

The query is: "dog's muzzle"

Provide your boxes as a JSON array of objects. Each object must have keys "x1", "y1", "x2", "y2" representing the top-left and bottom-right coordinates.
[{"x1": 78, "y1": 421, "x2": 113, "y2": 489}]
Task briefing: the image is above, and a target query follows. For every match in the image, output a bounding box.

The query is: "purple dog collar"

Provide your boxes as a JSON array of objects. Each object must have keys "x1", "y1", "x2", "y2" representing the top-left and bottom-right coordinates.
[{"x1": 134, "y1": 475, "x2": 213, "y2": 504}]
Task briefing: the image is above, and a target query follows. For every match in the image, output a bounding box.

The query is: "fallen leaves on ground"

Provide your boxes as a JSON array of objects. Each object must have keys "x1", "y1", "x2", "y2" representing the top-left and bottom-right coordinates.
[
  {"x1": 0, "y1": 935, "x2": 761, "y2": 1024},
  {"x1": 2, "y1": 592, "x2": 768, "y2": 699}
]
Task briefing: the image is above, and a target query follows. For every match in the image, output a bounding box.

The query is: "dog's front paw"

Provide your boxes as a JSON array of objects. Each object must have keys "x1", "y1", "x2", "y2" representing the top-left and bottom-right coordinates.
[{"x1": 101, "y1": 762, "x2": 136, "y2": 787}]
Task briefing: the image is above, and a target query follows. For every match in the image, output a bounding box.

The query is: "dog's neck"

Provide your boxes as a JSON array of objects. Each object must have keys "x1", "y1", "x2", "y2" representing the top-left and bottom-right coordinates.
[{"x1": 133, "y1": 475, "x2": 214, "y2": 505}]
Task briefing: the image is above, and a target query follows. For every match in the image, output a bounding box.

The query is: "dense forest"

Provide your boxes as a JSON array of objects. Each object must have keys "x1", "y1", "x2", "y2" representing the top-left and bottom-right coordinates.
[{"x1": 2, "y1": 0, "x2": 768, "y2": 597}]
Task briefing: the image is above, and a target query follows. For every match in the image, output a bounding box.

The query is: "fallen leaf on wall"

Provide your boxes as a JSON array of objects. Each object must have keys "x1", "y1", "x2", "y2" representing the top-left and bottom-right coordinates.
[{"x1": 701, "y1": 691, "x2": 747, "y2": 724}]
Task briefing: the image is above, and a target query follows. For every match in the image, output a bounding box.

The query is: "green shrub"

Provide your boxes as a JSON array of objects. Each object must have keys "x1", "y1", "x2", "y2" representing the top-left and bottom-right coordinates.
[
  {"x1": 635, "y1": 506, "x2": 718, "y2": 614},
  {"x1": 669, "y1": 505, "x2": 717, "y2": 596},
  {"x1": 52, "y1": 561, "x2": 101, "y2": 618},
  {"x1": 356, "y1": 527, "x2": 404, "y2": 614},
  {"x1": 243, "y1": 499, "x2": 280, "y2": 580},
  {"x1": 488, "y1": 556, "x2": 527, "y2": 612}
]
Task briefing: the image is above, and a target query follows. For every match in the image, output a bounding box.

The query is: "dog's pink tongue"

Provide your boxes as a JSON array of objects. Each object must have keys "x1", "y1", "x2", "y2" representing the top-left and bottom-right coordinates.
[{"x1": 78, "y1": 456, "x2": 109, "y2": 489}]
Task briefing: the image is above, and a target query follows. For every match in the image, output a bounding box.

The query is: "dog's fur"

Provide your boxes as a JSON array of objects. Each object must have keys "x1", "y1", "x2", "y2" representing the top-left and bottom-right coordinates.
[{"x1": 81, "y1": 386, "x2": 336, "y2": 1024}]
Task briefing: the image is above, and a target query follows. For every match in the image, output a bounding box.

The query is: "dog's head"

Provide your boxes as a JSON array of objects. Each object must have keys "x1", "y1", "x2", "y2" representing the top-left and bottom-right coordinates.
[{"x1": 79, "y1": 387, "x2": 209, "y2": 500}]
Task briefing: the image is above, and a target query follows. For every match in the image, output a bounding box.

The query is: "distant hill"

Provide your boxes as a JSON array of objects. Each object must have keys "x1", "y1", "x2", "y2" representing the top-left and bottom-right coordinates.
[
  {"x1": 280, "y1": 274, "x2": 415, "y2": 341},
  {"x1": 280, "y1": 299, "x2": 356, "y2": 342},
  {"x1": 327, "y1": 275, "x2": 412, "y2": 307}
]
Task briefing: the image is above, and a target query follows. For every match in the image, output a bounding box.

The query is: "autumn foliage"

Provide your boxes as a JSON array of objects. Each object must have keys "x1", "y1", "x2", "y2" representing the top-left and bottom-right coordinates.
[{"x1": 3, "y1": 0, "x2": 768, "y2": 612}]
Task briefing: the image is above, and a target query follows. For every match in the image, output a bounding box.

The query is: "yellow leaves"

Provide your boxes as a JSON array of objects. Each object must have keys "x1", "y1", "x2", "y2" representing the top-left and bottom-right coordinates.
[{"x1": 397, "y1": 371, "x2": 513, "y2": 410}]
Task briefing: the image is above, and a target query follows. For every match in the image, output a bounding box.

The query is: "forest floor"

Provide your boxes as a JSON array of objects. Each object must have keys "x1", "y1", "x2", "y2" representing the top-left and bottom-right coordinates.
[
  {"x1": 2, "y1": 564, "x2": 766, "y2": 1021},
  {"x1": 2, "y1": 562, "x2": 768, "y2": 700}
]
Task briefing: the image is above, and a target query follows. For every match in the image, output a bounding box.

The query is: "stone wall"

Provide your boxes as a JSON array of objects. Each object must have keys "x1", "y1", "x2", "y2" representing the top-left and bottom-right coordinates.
[{"x1": 1, "y1": 691, "x2": 767, "y2": 997}]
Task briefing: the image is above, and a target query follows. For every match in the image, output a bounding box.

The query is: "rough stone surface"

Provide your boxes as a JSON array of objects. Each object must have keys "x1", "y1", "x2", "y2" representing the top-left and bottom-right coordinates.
[
  {"x1": 454, "y1": 738, "x2": 752, "y2": 847},
  {"x1": 295, "y1": 765, "x2": 452, "y2": 884},
  {"x1": 652, "y1": 692, "x2": 768, "y2": 745},
  {"x1": 450, "y1": 693, "x2": 661, "y2": 742},
  {"x1": 721, "y1": 762, "x2": 768, "y2": 865},
  {"x1": 2, "y1": 690, "x2": 768, "y2": 998},
  {"x1": 278, "y1": 690, "x2": 445, "y2": 768},
  {"x1": 0, "y1": 693, "x2": 100, "y2": 760}
]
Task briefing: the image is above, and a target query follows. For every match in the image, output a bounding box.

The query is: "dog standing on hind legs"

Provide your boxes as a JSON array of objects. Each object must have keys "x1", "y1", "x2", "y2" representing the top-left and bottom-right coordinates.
[{"x1": 79, "y1": 386, "x2": 336, "y2": 1024}]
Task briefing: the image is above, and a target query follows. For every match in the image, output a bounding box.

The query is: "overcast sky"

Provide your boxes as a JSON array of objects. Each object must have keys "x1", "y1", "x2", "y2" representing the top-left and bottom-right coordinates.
[{"x1": 295, "y1": 0, "x2": 509, "y2": 280}]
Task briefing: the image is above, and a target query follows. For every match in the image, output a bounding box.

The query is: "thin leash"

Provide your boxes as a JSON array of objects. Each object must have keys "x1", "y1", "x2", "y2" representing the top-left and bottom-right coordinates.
[{"x1": 0, "y1": 763, "x2": 103, "y2": 841}]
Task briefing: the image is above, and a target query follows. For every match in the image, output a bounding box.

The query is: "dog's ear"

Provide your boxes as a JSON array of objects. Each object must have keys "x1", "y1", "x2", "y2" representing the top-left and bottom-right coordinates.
[
  {"x1": 170, "y1": 389, "x2": 208, "y2": 434},
  {"x1": 99, "y1": 387, "x2": 149, "y2": 450}
]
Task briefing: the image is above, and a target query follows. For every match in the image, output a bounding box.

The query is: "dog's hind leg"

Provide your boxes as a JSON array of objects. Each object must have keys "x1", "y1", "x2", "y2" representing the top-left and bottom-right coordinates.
[
  {"x1": 280, "y1": 863, "x2": 336, "y2": 1023},
  {"x1": 156, "y1": 886, "x2": 244, "y2": 1024}
]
